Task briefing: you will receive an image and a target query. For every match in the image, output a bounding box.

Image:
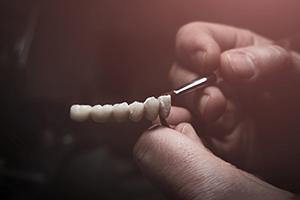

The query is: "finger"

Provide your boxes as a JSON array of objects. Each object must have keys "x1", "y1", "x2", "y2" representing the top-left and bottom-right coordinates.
[
  {"x1": 134, "y1": 125, "x2": 220, "y2": 200},
  {"x1": 133, "y1": 125, "x2": 293, "y2": 200},
  {"x1": 166, "y1": 106, "x2": 192, "y2": 125},
  {"x1": 175, "y1": 122, "x2": 201, "y2": 143},
  {"x1": 198, "y1": 86, "x2": 227, "y2": 123},
  {"x1": 220, "y1": 44, "x2": 292, "y2": 84},
  {"x1": 168, "y1": 62, "x2": 200, "y2": 111},
  {"x1": 206, "y1": 98, "x2": 241, "y2": 136},
  {"x1": 176, "y1": 22, "x2": 271, "y2": 75},
  {"x1": 169, "y1": 63, "x2": 198, "y2": 89},
  {"x1": 203, "y1": 81, "x2": 242, "y2": 136},
  {"x1": 153, "y1": 106, "x2": 192, "y2": 125},
  {"x1": 169, "y1": 64, "x2": 226, "y2": 122},
  {"x1": 169, "y1": 64, "x2": 227, "y2": 123}
]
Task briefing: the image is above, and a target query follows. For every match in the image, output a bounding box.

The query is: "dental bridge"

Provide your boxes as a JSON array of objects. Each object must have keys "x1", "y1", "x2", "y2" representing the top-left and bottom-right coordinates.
[{"x1": 70, "y1": 74, "x2": 216, "y2": 126}]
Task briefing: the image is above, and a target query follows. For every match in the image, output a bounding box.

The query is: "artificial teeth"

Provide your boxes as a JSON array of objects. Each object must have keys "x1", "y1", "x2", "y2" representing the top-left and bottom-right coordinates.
[
  {"x1": 158, "y1": 95, "x2": 171, "y2": 119},
  {"x1": 112, "y1": 102, "x2": 129, "y2": 122},
  {"x1": 70, "y1": 105, "x2": 92, "y2": 122},
  {"x1": 144, "y1": 97, "x2": 160, "y2": 121},
  {"x1": 129, "y1": 101, "x2": 144, "y2": 122},
  {"x1": 70, "y1": 95, "x2": 172, "y2": 123},
  {"x1": 91, "y1": 104, "x2": 113, "y2": 123}
]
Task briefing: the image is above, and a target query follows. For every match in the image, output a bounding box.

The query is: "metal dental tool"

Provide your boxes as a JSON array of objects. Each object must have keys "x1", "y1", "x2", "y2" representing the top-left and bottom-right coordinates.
[
  {"x1": 159, "y1": 73, "x2": 217, "y2": 127},
  {"x1": 168, "y1": 73, "x2": 217, "y2": 97}
]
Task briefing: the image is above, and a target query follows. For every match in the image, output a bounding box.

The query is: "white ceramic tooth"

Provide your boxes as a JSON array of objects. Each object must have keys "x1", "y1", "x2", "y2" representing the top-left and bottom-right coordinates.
[
  {"x1": 129, "y1": 101, "x2": 144, "y2": 122},
  {"x1": 70, "y1": 105, "x2": 92, "y2": 122},
  {"x1": 144, "y1": 97, "x2": 160, "y2": 121},
  {"x1": 91, "y1": 104, "x2": 113, "y2": 123},
  {"x1": 112, "y1": 102, "x2": 129, "y2": 122},
  {"x1": 158, "y1": 95, "x2": 171, "y2": 119}
]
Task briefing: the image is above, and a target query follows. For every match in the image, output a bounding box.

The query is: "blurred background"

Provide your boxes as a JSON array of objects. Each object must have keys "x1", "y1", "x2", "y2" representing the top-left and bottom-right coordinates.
[{"x1": 0, "y1": 0, "x2": 299, "y2": 199}]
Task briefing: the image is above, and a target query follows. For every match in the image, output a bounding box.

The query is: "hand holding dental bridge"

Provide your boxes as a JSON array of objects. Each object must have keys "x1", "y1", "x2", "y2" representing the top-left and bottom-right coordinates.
[
  {"x1": 134, "y1": 22, "x2": 300, "y2": 199},
  {"x1": 71, "y1": 22, "x2": 300, "y2": 199}
]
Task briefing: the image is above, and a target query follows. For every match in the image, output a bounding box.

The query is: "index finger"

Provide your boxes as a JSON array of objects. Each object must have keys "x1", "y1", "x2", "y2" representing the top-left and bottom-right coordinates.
[{"x1": 175, "y1": 22, "x2": 272, "y2": 75}]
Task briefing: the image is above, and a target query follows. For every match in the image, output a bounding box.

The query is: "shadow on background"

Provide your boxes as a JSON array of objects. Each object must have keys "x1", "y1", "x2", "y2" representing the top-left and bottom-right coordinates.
[{"x1": 0, "y1": 0, "x2": 299, "y2": 199}]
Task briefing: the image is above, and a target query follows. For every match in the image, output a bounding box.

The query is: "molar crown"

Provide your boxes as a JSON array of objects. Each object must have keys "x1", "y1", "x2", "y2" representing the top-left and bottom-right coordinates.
[
  {"x1": 129, "y1": 101, "x2": 144, "y2": 122},
  {"x1": 144, "y1": 97, "x2": 160, "y2": 121},
  {"x1": 70, "y1": 105, "x2": 92, "y2": 122},
  {"x1": 91, "y1": 104, "x2": 113, "y2": 123},
  {"x1": 112, "y1": 102, "x2": 129, "y2": 122},
  {"x1": 158, "y1": 95, "x2": 171, "y2": 119}
]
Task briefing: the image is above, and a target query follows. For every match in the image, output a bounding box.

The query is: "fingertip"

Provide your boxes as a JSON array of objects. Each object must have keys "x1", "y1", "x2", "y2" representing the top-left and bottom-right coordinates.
[
  {"x1": 133, "y1": 126, "x2": 167, "y2": 166},
  {"x1": 176, "y1": 23, "x2": 221, "y2": 74},
  {"x1": 198, "y1": 86, "x2": 227, "y2": 123},
  {"x1": 220, "y1": 50, "x2": 256, "y2": 81},
  {"x1": 190, "y1": 45, "x2": 221, "y2": 75},
  {"x1": 133, "y1": 126, "x2": 195, "y2": 171},
  {"x1": 166, "y1": 106, "x2": 192, "y2": 124},
  {"x1": 152, "y1": 106, "x2": 192, "y2": 125},
  {"x1": 220, "y1": 45, "x2": 292, "y2": 83},
  {"x1": 271, "y1": 44, "x2": 292, "y2": 68},
  {"x1": 175, "y1": 122, "x2": 201, "y2": 143}
]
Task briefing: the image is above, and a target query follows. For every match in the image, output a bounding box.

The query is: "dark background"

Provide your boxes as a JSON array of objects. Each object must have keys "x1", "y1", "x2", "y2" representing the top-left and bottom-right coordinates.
[{"x1": 1, "y1": 0, "x2": 300, "y2": 199}]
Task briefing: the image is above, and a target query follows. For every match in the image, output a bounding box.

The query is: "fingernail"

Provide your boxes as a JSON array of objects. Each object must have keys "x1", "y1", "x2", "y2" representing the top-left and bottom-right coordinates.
[
  {"x1": 147, "y1": 124, "x2": 162, "y2": 131},
  {"x1": 199, "y1": 94, "x2": 210, "y2": 118},
  {"x1": 226, "y1": 51, "x2": 255, "y2": 79},
  {"x1": 181, "y1": 123, "x2": 194, "y2": 135}
]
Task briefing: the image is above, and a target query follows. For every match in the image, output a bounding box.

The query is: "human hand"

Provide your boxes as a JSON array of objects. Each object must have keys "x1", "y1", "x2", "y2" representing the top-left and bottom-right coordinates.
[
  {"x1": 133, "y1": 116, "x2": 294, "y2": 199},
  {"x1": 133, "y1": 22, "x2": 300, "y2": 199},
  {"x1": 167, "y1": 22, "x2": 300, "y2": 192}
]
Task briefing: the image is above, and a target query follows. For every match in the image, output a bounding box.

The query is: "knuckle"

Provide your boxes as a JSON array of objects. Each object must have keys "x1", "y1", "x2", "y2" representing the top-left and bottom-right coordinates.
[
  {"x1": 177, "y1": 22, "x2": 200, "y2": 37},
  {"x1": 176, "y1": 22, "x2": 204, "y2": 53}
]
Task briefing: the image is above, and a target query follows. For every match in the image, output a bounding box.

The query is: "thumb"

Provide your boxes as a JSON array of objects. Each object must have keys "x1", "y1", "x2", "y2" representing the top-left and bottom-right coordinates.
[
  {"x1": 220, "y1": 44, "x2": 292, "y2": 84},
  {"x1": 133, "y1": 123, "x2": 293, "y2": 200}
]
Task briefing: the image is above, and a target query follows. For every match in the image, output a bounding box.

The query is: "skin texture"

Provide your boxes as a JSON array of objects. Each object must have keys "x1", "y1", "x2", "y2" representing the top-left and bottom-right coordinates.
[{"x1": 133, "y1": 22, "x2": 300, "y2": 199}]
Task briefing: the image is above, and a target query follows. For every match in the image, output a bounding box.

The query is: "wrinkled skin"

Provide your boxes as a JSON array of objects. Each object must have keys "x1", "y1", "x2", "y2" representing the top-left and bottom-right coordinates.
[
  {"x1": 134, "y1": 22, "x2": 300, "y2": 199},
  {"x1": 170, "y1": 22, "x2": 300, "y2": 190}
]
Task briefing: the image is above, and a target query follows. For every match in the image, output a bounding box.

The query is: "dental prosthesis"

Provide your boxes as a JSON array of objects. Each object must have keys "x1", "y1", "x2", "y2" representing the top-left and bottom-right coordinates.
[{"x1": 70, "y1": 95, "x2": 171, "y2": 123}]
